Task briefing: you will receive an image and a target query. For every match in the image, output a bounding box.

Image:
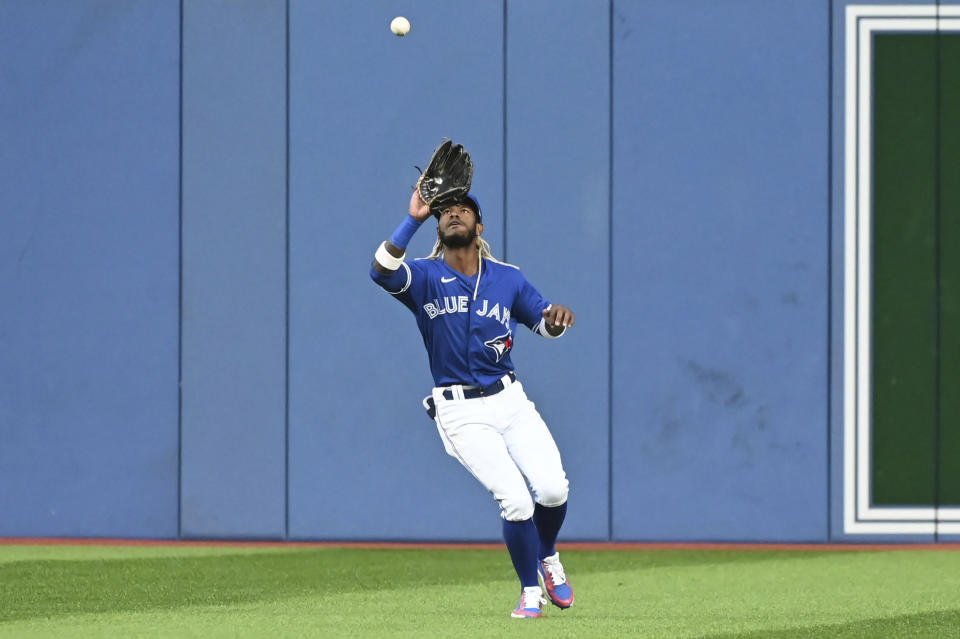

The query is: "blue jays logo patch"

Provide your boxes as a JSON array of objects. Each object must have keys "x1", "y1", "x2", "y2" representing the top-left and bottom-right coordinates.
[{"x1": 484, "y1": 330, "x2": 513, "y2": 362}]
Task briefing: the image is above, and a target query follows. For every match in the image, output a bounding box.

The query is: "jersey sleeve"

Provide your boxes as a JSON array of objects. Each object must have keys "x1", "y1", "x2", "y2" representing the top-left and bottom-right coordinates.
[
  {"x1": 512, "y1": 273, "x2": 552, "y2": 332},
  {"x1": 370, "y1": 261, "x2": 410, "y2": 293},
  {"x1": 369, "y1": 259, "x2": 429, "y2": 313}
]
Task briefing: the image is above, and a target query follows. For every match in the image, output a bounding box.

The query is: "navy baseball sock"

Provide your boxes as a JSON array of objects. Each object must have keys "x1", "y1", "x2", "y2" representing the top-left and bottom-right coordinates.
[
  {"x1": 502, "y1": 518, "x2": 540, "y2": 588},
  {"x1": 533, "y1": 501, "x2": 567, "y2": 560}
]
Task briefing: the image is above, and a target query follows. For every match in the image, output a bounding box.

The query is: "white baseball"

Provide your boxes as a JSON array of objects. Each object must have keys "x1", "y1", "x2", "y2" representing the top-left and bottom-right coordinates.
[{"x1": 391, "y1": 16, "x2": 410, "y2": 37}]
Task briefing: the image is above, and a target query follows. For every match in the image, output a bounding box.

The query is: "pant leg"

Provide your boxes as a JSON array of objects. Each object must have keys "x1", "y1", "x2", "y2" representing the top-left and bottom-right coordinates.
[
  {"x1": 497, "y1": 382, "x2": 569, "y2": 507},
  {"x1": 432, "y1": 389, "x2": 535, "y2": 521}
]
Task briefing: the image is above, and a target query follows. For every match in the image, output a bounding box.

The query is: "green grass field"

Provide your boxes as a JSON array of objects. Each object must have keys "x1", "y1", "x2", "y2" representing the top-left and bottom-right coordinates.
[{"x1": 1, "y1": 544, "x2": 958, "y2": 638}]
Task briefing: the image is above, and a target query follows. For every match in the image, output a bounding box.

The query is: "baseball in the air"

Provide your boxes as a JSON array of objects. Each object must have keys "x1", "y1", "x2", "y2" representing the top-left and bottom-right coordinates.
[{"x1": 391, "y1": 16, "x2": 410, "y2": 37}]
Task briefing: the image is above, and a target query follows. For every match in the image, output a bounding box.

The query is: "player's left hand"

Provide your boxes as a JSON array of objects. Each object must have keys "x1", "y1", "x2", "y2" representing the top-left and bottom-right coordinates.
[{"x1": 543, "y1": 304, "x2": 575, "y2": 333}]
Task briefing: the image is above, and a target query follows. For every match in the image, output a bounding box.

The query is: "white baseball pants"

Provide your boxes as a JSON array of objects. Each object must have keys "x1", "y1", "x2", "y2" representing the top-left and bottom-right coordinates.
[{"x1": 431, "y1": 378, "x2": 569, "y2": 521}]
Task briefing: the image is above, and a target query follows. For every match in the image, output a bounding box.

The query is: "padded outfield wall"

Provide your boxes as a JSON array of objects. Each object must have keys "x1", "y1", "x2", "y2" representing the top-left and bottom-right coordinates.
[{"x1": 1, "y1": 1, "x2": 956, "y2": 543}]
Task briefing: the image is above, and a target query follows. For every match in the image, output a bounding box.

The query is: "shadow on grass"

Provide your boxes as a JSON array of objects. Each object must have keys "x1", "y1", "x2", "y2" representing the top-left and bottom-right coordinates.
[
  {"x1": 705, "y1": 608, "x2": 960, "y2": 638},
  {"x1": 0, "y1": 547, "x2": 836, "y2": 623}
]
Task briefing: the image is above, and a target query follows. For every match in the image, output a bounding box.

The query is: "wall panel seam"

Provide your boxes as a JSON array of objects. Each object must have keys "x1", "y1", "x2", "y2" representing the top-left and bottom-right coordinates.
[
  {"x1": 826, "y1": 0, "x2": 834, "y2": 542},
  {"x1": 502, "y1": 0, "x2": 508, "y2": 262},
  {"x1": 284, "y1": 0, "x2": 291, "y2": 542},
  {"x1": 933, "y1": 0, "x2": 943, "y2": 541},
  {"x1": 177, "y1": 0, "x2": 185, "y2": 541},
  {"x1": 607, "y1": 0, "x2": 615, "y2": 542}
]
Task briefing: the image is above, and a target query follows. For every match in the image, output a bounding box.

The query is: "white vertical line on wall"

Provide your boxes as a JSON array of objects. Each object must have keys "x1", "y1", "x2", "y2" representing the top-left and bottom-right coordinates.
[
  {"x1": 842, "y1": 3, "x2": 858, "y2": 534},
  {"x1": 855, "y1": 15, "x2": 872, "y2": 523},
  {"x1": 857, "y1": 16, "x2": 960, "y2": 525}
]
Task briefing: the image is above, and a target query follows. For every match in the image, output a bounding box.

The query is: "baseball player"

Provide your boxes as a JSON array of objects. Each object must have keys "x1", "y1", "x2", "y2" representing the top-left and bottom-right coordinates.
[{"x1": 369, "y1": 187, "x2": 576, "y2": 619}]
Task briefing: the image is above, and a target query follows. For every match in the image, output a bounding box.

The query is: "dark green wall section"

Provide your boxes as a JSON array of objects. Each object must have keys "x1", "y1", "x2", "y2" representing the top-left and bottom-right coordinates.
[
  {"x1": 871, "y1": 35, "x2": 937, "y2": 506},
  {"x1": 939, "y1": 36, "x2": 960, "y2": 507},
  {"x1": 871, "y1": 34, "x2": 960, "y2": 508}
]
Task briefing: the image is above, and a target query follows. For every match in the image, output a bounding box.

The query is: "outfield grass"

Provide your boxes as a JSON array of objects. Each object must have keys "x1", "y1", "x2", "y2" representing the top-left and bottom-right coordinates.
[{"x1": 1, "y1": 544, "x2": 958, "y2": 638}]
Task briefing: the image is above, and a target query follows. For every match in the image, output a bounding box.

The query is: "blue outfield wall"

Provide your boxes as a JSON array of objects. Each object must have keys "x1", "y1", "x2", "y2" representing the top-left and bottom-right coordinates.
[
  {"x1": 504, "y1": 0, "x2": 612, "y2": 541},
  {"x1": 287, "y1": 0, "x2": 508, "y2": 541},
  {"x1": 611, "y1": 1, "x2": 829, "y2": 541},
  {"x1": 0, "y1": 1, "x2": 180, "y2": 538},
  {"x1": 179, "y1": 0, "x2": 287, "y2": 539},
  {"x1": 9, "y1": 0, "x2": 939, "y2": 543}
]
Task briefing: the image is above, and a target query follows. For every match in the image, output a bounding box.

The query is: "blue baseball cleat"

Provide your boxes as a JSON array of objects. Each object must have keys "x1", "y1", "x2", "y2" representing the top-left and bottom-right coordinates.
[
  {"x1": 510, "y1": 587, "x2": 546, "y2": 618},
  {"x1": 538, "y1": 552, "x2": 574, "y2": 609}
]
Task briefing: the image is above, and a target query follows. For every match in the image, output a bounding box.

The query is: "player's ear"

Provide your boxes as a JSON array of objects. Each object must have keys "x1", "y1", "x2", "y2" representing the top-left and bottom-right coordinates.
[{"x1": 476, "y1": 222, "x2": 484, "y2": 236}]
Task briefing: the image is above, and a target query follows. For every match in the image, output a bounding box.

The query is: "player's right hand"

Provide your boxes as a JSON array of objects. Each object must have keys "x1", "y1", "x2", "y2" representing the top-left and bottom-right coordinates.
[{"x1": 409, "y1": 189, "x2": 432, "y2": 222}]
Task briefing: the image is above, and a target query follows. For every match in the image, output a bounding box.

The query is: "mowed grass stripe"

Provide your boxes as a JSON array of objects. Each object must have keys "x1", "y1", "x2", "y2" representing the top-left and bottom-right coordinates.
[
  {"x1": 1, "y1": 547, "x2": 957, "y2": 638},
  {"x1": 0, "y1": 547, "x2": 814, "y2": 623},
  {"x1": 707, "y1": 608, "x2": 960, "y2": 639}
]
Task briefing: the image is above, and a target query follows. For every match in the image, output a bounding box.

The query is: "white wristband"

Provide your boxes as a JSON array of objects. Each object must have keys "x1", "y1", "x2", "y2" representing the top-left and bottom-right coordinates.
[
  {"x1": 375, "y1": 241, "x2": 404, "y2": 271},
  {"x1": 537, "y1": 317, "x2": 566, "y2": 338}
]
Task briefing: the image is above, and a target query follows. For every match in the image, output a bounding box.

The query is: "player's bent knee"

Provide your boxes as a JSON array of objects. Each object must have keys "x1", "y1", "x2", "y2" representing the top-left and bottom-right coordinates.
[
  {"x1": 534, "y1": 478, "x2": 569, "y2": 508},
  {"x1": 500, "y1": 493, "x2": 535, "y2": 521}
]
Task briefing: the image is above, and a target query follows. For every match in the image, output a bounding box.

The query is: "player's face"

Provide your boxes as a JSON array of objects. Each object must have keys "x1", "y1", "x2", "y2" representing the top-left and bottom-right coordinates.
[{"x1": 437, "y1": 204, "x2": 481, "y2": 249}]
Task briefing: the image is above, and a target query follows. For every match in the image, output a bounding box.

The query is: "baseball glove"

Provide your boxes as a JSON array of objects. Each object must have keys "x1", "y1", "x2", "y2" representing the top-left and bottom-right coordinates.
[{"x1": 415, "y1": 139, "x2": 473, "y2": 212}]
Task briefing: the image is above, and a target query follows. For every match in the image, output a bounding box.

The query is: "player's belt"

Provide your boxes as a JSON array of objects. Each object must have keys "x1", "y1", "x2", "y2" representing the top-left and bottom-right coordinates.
[{"x1": 441, "y1": 372, "x2": 516, "y2": 400}]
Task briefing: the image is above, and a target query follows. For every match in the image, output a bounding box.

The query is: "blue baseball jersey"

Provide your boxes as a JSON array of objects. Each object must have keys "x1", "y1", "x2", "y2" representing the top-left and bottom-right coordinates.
[{"x1": 370, "y1": 256, "x2": 555, "y2": 387}]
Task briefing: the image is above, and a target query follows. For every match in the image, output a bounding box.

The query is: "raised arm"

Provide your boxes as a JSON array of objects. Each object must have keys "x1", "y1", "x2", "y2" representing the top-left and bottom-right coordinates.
[{"x1": 372, "y1": 190, "x2": 432, "y2": 274}]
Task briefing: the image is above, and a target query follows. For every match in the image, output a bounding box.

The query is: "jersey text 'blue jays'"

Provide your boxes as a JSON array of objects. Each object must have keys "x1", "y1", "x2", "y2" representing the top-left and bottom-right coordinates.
[{"x1": 370, "y1": 255, "x2": 554, "y2": 387}]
